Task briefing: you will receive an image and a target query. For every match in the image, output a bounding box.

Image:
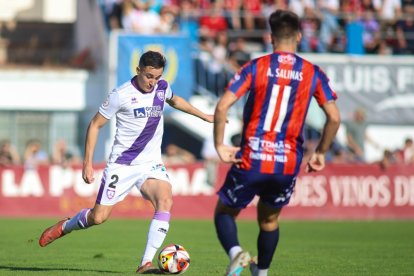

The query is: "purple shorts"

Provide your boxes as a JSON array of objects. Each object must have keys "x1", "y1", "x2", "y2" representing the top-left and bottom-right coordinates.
[{"x1": 217, "y1": 165, "x2": 297, "y2": 209}]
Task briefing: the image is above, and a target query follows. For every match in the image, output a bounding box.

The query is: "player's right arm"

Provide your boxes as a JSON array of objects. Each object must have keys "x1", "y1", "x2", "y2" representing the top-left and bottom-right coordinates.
[
  {"x1": 214, "y1": 90, "x2": 241, "y2": 164},
  {"x1": 82, "y1": 112, "x2": 108, "y2": 184}
]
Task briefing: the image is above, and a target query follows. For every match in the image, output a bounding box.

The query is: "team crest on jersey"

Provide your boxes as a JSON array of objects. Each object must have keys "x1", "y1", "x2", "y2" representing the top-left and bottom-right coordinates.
[
  {"x1": 156, "y1": 90, "x2": 165, "y2": 101},
  {"x1": 106, "y1": 189, "x2": 115, "y2": 199},
  {"x1": 278, "y1": 54, "x2": 296, "y2": 65}
]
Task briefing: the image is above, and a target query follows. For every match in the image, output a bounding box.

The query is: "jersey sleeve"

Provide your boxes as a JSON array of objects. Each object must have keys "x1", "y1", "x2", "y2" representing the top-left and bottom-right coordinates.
[
  {"x1": 99, "y1": 88, "x2": 121, "y2": 119},
  {"x1": 227, "y1": 62, "x2": 252, "y2": 98},
  {"x1": 165, "y1": 82, "x2": 173, "y2": 101},
  {"x1": 313, "y1": 66, "x2": 338, "y2": 106}
]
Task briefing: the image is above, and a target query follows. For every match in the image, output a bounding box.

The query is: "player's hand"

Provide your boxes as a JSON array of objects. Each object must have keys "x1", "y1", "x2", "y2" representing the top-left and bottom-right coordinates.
[
  {"x1": 82, "y1": 164, "x2": 95, "y2": 184},
  {"x1": 305, "y1": 152, "x2": 325, "y2": 173},
  {"x1": 203, "y1": 114, "x2": 215, "y2": 123},
  {"x1": 216, "y1": 144, "x2": 241, "y2": 164}
]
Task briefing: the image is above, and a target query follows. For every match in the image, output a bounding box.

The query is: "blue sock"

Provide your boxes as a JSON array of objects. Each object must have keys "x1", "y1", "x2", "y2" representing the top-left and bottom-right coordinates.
[
  {"x1": 214, "y1": 213, "x2": 240, "y2": 253},
  {"x1": 257, "y1": 228, "x2": 279, "y2": 269}
]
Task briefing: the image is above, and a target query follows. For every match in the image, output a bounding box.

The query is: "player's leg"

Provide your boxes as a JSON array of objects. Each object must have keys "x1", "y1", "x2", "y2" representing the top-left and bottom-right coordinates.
[
  {"x1": 215, "y1": 200, "x2": 251, "y2": 276},
  {"x1": 38, "y1": 204, "x2": 114, "y2": 247},
  {"x1": 251, "y1": 174, "x2": 296, "y2": 276},
  {"x1": 251, "y1": 201, "x2": 282, "y2": 276},
  {"x1": 215, "y1": 166, "x2": 256, "y2": 275},
  {"x1": 137, "y1": 178, "x2": 173, "y2": 270}
]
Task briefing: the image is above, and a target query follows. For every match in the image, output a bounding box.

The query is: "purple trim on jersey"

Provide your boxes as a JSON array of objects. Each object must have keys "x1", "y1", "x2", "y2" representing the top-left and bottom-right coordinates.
[
  {"x1": 77, "y1": 208, "x2": 91, "y2": 229},
  {"x1": 153, "y1": 211, "x2": 171, "y2": 222},
  {"x1": 115, "y1": 80, "x2": 167, "y2": 165},
  {"x1": 96, "y1": 172, "x2": 107, "y2": 204},
  {"x1": 130, "y1": 76, "x2": 155, "y2": 94}
]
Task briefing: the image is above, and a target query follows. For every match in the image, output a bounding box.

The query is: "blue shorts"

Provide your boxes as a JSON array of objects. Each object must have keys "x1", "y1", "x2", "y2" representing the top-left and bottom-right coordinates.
[{"x1": 217, "y1": 165, "x2": 297, "y2": 209}]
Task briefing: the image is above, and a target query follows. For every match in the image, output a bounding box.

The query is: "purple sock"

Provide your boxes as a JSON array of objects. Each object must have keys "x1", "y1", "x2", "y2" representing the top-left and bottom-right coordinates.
[{"x1": 153, "y1": 211, "x2": 171, "y2": 222}]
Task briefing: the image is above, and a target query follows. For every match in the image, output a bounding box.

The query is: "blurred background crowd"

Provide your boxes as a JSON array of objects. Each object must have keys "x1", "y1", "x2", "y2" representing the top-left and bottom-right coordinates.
[{"x1": 0, "y1": 0, "x2": 413, "y2": 172}]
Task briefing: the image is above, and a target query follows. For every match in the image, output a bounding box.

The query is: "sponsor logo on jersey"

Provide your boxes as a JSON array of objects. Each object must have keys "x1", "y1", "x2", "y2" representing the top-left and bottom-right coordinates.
[
  {"x1": 152, "y1": 163, "x2": 166, "y2": 171},
  {"x1": 131, "y1": 97, "x2": 138, "y2": 104},
  {"x1": 133, "y1": 106, "x2": 162, "y2": 118},
  {"x1": 278, "y1": 54, "x2": 296, "y2": 65},
  {"x1": 102, "y1": 100, "x2": 109, "y2": 108},
  {"x1": 134, "y1": 107, "x2": 146, "y2": 118},
  {"x1": 248, "y1": 137, "x2": 291, "y2": 153}
]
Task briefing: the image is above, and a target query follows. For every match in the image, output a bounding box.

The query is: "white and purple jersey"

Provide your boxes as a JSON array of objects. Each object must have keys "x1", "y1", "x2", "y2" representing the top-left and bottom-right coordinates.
[{"x1": 99, "y1": 76, "x2": 173, "y2": 165}]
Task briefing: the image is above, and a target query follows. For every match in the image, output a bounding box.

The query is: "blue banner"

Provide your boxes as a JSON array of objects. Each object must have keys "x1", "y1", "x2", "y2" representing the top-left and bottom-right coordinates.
[{"x1": 117, "y1": 34, "x2": 194, "y2": 100}]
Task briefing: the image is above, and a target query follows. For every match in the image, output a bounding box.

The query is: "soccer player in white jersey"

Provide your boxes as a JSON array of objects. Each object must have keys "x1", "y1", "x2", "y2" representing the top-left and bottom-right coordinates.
[{"x1": 39, "y1": 51, "x2": 214, "y2": 273}]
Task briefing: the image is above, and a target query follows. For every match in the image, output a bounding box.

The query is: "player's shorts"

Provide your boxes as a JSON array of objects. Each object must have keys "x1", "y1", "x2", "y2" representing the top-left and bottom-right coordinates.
[
  {"x1": 96, "y1": 162, "x2": 170, "y2": 205},
  {"x1": 217, "y1": 165, "x2": 297, "y2": 209}
]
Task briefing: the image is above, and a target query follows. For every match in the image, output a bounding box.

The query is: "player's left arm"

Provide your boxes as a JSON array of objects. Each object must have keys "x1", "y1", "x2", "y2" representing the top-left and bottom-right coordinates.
[
  {"x1": 306, "y1": 101, "x2": 341, "y2": 172},
  {"x1": 166, "y1": 94, "x2": 214, "y2": 123}
]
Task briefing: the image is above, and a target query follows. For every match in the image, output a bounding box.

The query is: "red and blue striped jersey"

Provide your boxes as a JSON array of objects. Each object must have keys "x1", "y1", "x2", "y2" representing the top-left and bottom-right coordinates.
[{"x1": 228, "y1": 51, "x2": 337, "y2": 175}]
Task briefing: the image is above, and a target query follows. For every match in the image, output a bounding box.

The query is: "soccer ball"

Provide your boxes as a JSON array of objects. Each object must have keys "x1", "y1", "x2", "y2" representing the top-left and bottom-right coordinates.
[{"x1": 158, "y1": 244, "x2": 190, "y2": 274}]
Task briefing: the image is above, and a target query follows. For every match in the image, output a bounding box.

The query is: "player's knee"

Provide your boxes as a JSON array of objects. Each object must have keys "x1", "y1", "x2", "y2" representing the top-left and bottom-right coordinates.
[
  {"x1": 157, "y1": 197, "x2": 173, "y2": 211},
  {"x1": 258, "y1": 219, "x2": 279, "y2": 231}
]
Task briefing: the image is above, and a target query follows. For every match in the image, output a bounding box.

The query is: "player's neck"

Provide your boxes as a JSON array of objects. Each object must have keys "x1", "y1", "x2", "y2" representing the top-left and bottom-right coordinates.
[
  {"x1": 272, "y1": 39, "x2": 297, "y2": 54},
  {"x1": 273, "y1": 44, "x2": 297, "y2": 54}
]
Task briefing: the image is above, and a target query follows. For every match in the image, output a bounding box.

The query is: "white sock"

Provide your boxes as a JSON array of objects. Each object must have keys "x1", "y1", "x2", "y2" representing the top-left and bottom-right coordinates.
[
  {"x1": 141, "y1": 217, "x2": 170, "y2": 265},
  {"x1": 229, "y1": 246, "x2": 242, "y2": 261},
  {"x1": 63, "y1": 208, "x2": 91, "y2": 234},
  {"x1": 257, "y1": 269, "x2": 269, "y2": 276}
]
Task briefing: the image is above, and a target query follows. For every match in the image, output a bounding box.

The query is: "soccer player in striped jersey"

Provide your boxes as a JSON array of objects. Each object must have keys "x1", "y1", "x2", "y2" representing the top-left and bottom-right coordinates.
[
  {"x1": 39, "y1": 51, "x2": 213, "y2": 273},
  {"x1": 213, "y1": 10, "x2": 340, "y2": 276}
]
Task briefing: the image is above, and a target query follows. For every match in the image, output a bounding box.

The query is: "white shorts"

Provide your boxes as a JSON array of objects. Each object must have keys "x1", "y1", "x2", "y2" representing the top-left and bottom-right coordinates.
[{"x1": 96, "y1": 162, "x2": 170, "y2": 205}]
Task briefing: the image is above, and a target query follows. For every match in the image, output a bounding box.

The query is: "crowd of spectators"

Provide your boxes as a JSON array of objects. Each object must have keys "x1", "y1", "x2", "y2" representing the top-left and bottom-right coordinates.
[
  {"x1": 100, "y1": 0, "x2": 414, "y2": 56},
  {"x1": 0, "y1": 139, "x2": 81, "y2": 169}
]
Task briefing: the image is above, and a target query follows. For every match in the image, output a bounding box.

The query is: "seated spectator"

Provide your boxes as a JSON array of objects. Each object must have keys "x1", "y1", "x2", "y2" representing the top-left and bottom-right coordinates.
[
  {"x1": 52, "y1": 138, "x2": 81, "y2": 168},
  {"x1": 358, "y1": 10, "x2": 382, "y2": 53},
  {"x1": 201, "y1": 135, "x2": 220, "y2": 187},
  {"x1": 228, "y1": 37, "x2": 251, "y2": 71},
  {"x1": 395, "y1": 137, "x2": 414, "y2": 164},
  {"x1": 317, "y1": 0, "x2": 340, "y2": 52},
  {"x1": 379, "y1": 149, "x2": 397, "y2": 170},
  {"x1": 199, "y1": 1, "x2": 228, "y2": 39},
  {"x1": 395, "y1": 7, "x2": 414, "y2": 54},
  {"x1": 162, "y1": 144, "x2": 196, "y2": 166},
  {"x1": 158, "y1": 6, "x2": 178, "y2": 33},
  {"x1": 0, "y1": 139, "x2": 20, "y2": 167},
  {"x1": 300, "y1": 7, "x2": 324, "y2": 53},
  {"x1": 24, "y1": 139, "x2": 49, "y2": 170}
]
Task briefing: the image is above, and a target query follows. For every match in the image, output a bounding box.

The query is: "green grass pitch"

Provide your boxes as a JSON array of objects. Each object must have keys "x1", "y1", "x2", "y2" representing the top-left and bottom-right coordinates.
[{"x1": 0, "y1": 218, "x2": 413, "y2": 275}]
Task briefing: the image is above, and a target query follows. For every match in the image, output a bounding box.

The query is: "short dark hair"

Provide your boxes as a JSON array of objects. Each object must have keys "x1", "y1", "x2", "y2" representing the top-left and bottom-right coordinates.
[
  {"x1": 139, "y1": 51, "x2": 167, "y2": 69},
  {"x1": 268, "y1": 10, "x2": 300, "y2": 40}
]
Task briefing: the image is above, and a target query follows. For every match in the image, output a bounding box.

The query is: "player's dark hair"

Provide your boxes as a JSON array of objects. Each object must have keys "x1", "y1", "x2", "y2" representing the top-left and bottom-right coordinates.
[
  {"x1": 139, "y1": 51, "x2": 167, "y2": 69},
  {"x1": 268, "y1": 10, "x2": 300, "y2": 40}
]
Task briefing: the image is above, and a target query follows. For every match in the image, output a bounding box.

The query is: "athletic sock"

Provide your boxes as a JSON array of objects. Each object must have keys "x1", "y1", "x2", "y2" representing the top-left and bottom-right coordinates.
[
  {"x1": 214, "y1": 213, "x2": 240, "y2": 255},
  {"x1": 229, "y1": 246, "x2": 242, "y2": 261},
  {"x1": 62, "y1": 208, "x2": 91, "y2": 234},
  {"x1": 257, "y1": 228, "x2": 279, "y2": 269},
  {"x1": 257, "y1": 269, "x2": 269, "y2": 276},
  {"x1": 141, "y1": 211, "x2": 170, "y2": 265}
]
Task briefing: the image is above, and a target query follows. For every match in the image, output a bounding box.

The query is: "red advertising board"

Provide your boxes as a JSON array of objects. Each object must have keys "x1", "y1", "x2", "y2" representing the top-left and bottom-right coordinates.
[{"x1": 0, "y1": 163, "x2": 413, "y2": 220}]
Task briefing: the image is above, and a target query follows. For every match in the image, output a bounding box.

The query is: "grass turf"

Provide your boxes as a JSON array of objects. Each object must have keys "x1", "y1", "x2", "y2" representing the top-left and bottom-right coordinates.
[{"x1": 0, "y1": 218, "x2": 413, "y2": 275}]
